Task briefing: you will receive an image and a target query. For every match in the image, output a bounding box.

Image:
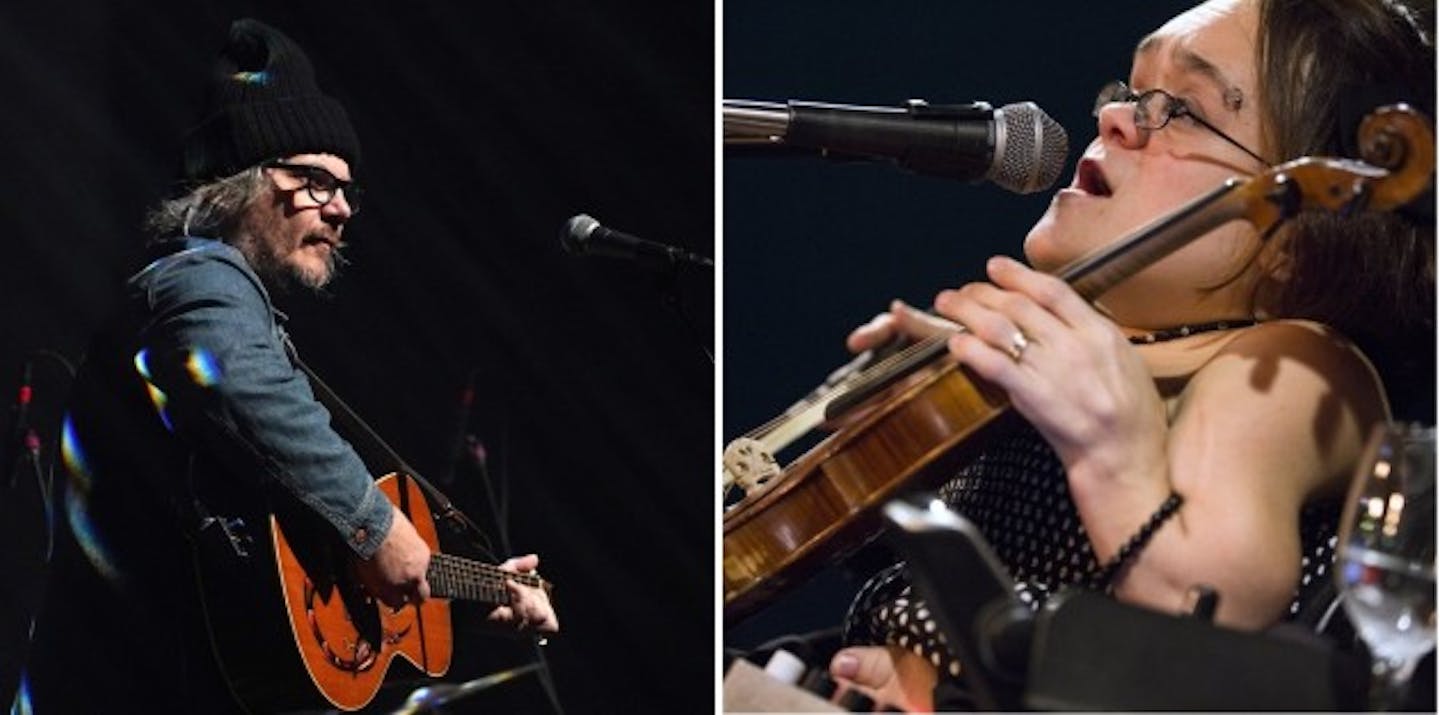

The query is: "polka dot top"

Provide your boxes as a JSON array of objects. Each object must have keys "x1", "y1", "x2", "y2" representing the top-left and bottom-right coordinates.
[{"x1": 842, "y1": 421, "x2": 1341, "y2": 680}]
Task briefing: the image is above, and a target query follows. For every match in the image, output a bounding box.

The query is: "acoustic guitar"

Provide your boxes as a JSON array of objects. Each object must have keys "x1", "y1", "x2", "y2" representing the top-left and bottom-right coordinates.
[{"x1": 195, "y1": 472, "x2": 548, "y2": 712}]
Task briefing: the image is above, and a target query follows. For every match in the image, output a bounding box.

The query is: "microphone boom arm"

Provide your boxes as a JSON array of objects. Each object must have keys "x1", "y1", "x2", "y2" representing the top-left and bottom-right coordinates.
[{"x1": 724, "y1": 100, "x2": 790, "y2": 144}]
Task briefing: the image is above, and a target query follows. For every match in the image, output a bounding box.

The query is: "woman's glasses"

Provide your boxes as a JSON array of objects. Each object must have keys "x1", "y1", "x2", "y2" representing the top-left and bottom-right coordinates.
[{"x1": 1094, "y1": 80, "x2": 1267, "y2": 167}]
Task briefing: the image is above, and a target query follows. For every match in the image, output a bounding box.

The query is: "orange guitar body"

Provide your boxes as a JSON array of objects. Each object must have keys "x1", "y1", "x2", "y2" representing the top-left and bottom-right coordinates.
[
  {"x1": 197, "y1": 468, "x2": 540, "y2": 712},
  {"x1": 272, "y1": 473, "x2": 453, "y2": 711}
]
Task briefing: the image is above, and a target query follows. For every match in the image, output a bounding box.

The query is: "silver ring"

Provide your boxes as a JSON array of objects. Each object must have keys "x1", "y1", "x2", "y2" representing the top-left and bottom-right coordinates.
[{"x1": 1006, "y1": 331, "x2": 1030, "y2": 362}]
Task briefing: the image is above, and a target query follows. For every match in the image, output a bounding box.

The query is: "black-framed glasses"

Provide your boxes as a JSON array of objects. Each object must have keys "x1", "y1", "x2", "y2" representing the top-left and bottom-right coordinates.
[
  {"x1": 1093, "y1": 80, "x2": 1267, "y2": 167},
  {"x1": 263, "y1": 161, "x2": 363, "y2": 214}
]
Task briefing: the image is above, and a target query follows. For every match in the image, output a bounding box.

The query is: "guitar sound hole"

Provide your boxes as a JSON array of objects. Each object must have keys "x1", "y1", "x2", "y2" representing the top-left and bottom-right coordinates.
[{"x1": 303, "y1": 580, "x2": 414, "y2": 674}]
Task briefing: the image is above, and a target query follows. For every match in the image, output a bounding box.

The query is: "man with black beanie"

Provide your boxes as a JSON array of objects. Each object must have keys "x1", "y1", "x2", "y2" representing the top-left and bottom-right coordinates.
[{"x1": 24, "y1": 18, "x2": 556, "y2": 713}]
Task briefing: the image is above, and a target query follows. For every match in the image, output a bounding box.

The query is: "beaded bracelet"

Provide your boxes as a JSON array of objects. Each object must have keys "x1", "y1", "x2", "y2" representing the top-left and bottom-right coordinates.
[{"x1": 1095, "y1": 490, "x2": 1185, "y2": 594}]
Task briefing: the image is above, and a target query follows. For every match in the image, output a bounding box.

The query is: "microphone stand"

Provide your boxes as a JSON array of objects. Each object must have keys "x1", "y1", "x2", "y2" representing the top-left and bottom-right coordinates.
[
  {"x1": 292, "y1": 340, "x2": 563, "y2": 713},
  {"x1": 0, "y1": 350, "x2": 67, "y2": 711},
  {"x1": 289, "y1": 352, "x2": 498, "y2": 559},
  {"x1": 393, "y1": 662, "x2": 545, "y2": 714},
  {"x1": 450, "y1": 381, "x2": 566, "y2": 715},
  {"x1": 561, "y1": 214, "x2": 713, "y2": 364},
  {"x1": 656, "y1": 262, "x2": 714, "y2": 365}
]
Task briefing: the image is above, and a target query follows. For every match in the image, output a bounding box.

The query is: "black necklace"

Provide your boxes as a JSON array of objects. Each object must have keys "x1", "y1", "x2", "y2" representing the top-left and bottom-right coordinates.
[{"x1": 1127, "y1": 319, "x2": 1258, "y2": 345}]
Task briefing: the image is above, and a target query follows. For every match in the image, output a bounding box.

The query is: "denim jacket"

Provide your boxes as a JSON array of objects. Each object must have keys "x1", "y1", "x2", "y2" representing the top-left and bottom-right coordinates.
[{"x1": 120, "y1": 237, "x2": 392, "y2": 557}]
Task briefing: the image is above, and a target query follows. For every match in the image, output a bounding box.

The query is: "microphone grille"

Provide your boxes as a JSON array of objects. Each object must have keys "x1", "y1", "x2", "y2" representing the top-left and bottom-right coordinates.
[
  {"x1": 990, "y1": 102, "x2": 1069, "y2": 194},
  {"x1": 561, "y1": 213, "x2": 600, "y2": 254}
]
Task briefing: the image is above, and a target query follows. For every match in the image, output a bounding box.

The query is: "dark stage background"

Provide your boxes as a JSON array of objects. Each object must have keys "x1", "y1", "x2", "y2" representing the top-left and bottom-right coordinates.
[
  {"x1": 1, "y1": 1, "x2": 711, "y2": 713},
  {"x1": 723, "y1": 0, "x2": 1215, "y2": 649}
]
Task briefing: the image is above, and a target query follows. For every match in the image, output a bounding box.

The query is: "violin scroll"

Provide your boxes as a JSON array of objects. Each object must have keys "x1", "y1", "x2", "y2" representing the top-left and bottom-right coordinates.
[
  {"x1": 1355, "y1": 103, "x2": 1435, "y2": 211},
  {"x1": 1234, "y1": 104, "x2": 1433, "y2": 230}
]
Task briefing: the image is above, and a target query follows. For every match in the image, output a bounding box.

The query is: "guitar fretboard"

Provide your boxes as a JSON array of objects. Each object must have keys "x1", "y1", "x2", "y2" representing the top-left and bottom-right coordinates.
[{"x1": 427, "y1": 553, "x2": 547, "y2": 605}]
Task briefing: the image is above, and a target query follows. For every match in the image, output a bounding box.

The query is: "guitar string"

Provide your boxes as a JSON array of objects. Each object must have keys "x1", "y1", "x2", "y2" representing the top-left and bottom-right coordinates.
[
  {"x1": 426, "y1": 553, "x2": 542, "y2": 601},
  {"x1": 438, "y1": 557, "x2": 502, "y2": 600},
  {"x1": 432, "y1": 552, "x2": 535, "y2": 583},
  {"x1": 431, "y1": 557, "x2": 509, "y2": 603},
  {"x1": 445, "y1": 554, "x2": 542, "y2": 587}
]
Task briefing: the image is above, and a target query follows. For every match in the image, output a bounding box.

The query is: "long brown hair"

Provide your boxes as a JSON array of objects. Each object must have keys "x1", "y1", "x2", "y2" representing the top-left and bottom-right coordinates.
[{"x1": 1255, "y1": 0, "x2": 1436, "y2": 420}]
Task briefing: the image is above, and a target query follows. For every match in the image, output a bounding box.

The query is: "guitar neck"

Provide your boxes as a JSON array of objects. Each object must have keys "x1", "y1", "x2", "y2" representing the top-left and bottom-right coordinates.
[{"x1": 426, "y1": 553, "x2": 547, "y2": 605}]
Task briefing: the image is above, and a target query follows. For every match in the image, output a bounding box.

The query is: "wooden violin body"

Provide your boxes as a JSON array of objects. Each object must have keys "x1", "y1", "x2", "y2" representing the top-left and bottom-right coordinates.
[{"x1": 724, "y1": 357, "x2": 1014, "y2": 618}]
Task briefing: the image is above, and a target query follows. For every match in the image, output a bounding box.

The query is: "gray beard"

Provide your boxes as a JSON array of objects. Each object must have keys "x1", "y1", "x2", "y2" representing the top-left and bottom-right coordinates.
[{"x1": 233, "y1": 235, "x2": 348, "y2": 297}]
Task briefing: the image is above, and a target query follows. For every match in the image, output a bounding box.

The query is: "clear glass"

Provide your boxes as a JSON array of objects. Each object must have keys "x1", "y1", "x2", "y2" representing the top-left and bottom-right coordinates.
[{"x1": 1336, "y1": 422, "x2": 1437, "y2": 710}]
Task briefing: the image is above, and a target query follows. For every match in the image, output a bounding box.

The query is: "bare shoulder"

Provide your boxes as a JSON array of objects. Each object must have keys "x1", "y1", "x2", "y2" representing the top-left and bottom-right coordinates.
[
  {"x1": 1207, "y1": 319, "x2": 1387, "y2": 410},
  {"x1": 1175, "y1": 319, "x2": 1389, "y2": 496}
]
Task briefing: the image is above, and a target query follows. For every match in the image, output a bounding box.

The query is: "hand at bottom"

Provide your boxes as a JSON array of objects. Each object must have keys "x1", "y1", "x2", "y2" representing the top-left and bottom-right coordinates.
[{"x1": 829, "y1": 644, "x2": 938, "y2": 712}]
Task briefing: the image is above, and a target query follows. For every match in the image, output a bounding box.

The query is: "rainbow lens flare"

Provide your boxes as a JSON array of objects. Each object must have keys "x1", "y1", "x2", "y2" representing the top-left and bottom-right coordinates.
[{"x1": 59, "y1": 414, "x2": 120, "y2": 585}]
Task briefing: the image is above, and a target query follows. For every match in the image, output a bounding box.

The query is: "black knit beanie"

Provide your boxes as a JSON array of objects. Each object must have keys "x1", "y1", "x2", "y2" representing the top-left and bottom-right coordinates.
[{"x1": 181, "y1": 18, "x2": 361, "y2": 182}]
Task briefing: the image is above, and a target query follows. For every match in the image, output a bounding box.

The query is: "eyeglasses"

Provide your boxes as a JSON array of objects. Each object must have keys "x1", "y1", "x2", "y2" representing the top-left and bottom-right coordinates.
[
  {"x1": 1093, "y1": 80, "x2": 1267, "y2": 167},
  {"x1": 263, "y1": 161, "x2": 363, "y2": 214}
]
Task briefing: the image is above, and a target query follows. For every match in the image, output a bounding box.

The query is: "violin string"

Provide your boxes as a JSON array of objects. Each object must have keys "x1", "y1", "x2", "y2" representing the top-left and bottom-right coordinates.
[
  {"x1": 742, "y1": 336, "x2": 934, "y2": 440},
  {"x1": 840, "y1": 333, "x2": 953, "y2": 396},
  {"x1": 742, "y1": 332, "x2": 952, "y2": 442}
]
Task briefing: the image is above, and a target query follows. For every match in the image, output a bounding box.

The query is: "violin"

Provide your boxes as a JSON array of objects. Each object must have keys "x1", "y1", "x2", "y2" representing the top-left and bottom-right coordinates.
[{"x1": 722, "y1": 104, "x2": 1435, "y2": 620}]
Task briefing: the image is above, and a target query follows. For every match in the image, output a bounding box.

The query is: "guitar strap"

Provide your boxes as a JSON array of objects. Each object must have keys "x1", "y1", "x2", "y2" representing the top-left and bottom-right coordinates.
[
  {"x1": 153, "y1": 328, "x2": 482, "y2": 560},
  {"x1": 279, "y1": 331, "x2": 464, "y2": 525},
  {"x1": 280, "y1": 331, "x2": 409, "y2": 478}
]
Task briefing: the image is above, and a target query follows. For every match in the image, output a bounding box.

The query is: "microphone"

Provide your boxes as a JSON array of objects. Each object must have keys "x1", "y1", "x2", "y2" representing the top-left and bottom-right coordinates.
[
  {"x1": 561, "y1": 214, "x2": 714, "y2": 268},
  {"x1": 724, "y1": 98, "x2": 1069, "y2": 193}
]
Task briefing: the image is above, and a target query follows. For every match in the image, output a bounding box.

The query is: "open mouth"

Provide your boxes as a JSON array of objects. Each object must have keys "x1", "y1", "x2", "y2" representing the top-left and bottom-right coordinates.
[{"x1": 1075, "y1": 158, "x2": 1112, "y2": 197}]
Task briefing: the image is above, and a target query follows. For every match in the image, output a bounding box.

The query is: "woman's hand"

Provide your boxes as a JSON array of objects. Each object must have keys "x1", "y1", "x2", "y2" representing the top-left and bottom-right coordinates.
[
  {"x1": 935, "y1": 256, "x2": 1168, "y2": 489},
  {"x1": 829, "y1": 645, "x2": 937, "y2": 712},
  {"x1": 846, "y1": 299, "x2": 962, "y2": 354}
]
